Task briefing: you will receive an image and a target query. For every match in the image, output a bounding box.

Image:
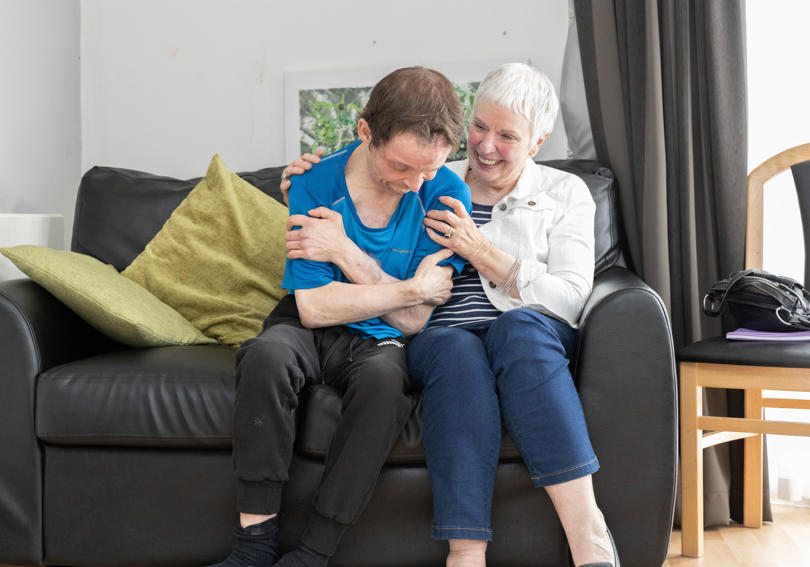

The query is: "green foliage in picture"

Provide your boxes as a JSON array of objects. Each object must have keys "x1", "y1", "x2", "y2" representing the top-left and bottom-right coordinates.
[
  {"x1": 298, "y1": 82, "x2": 479, "y2": 161},
  {"x1": 450, "y1": 82, "x2": 479, "y2": 162},
  {"x1": 299, "y1": 87, "x2": 370, "y2": 155}
]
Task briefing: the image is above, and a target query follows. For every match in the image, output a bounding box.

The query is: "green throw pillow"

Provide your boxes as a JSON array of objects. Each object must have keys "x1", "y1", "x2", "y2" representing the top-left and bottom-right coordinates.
[
  {"x1": 121, "y1": 154, "x2": 288, "y2": 346},
  {"x1": 0, "y1": 245, "x2": 215, "y2": 347}
]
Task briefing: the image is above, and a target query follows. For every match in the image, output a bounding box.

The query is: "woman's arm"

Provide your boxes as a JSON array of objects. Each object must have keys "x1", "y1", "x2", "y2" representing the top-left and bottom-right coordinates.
[
  {"x1": 423, "y1": 184, "x2": 596, "y2": 325},
  {"x1": 279, "y1": 149, "x2": 324, "y2": 205},
  {"x1": 422, "y1": 195, "x2": 523, "y2": 299},
  {"x1": 513, "y1": 185, "x2": 595, "y2": 324}
]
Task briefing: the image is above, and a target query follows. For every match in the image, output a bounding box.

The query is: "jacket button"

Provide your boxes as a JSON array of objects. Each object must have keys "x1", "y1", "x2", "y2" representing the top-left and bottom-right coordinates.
[
  {"x1": 528, "y1": 200, "x2": 536, "y2": 206},
  {"x1": 489, "y1": 281, "x2": 496, "y2": 288},
  {"x1": 499, "y1": 203, "x2": 507, "y2": 211}
]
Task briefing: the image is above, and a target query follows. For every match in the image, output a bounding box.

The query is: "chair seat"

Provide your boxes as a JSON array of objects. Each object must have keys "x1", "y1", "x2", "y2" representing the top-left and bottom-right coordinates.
[{"x1": 679, "y1": 336, "x2": 810, "y2": 368}]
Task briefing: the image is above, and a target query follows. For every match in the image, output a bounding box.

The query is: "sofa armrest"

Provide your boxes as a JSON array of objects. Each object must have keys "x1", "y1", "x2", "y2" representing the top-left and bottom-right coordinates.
[
  {"x1": 0, "y1": 278, "x2": 120, "y2": 564},
  {"x1": 574, "y1": 266, "x2": 677, "y2": 567},
  {"x1": 0, "y1": 278, "x2": 122, "y2": 369}
]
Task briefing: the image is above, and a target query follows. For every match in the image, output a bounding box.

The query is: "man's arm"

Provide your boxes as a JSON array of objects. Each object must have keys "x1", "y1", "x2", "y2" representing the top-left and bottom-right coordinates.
[
  {"x1": 295, "y1": 249, "x2": 454, "y2": 336},
  {"x1": 286, "y1": 207, "x2": 448, "y2": 334}
]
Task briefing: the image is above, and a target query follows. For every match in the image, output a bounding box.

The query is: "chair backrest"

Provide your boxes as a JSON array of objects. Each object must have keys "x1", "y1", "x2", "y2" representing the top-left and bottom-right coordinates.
[
  {"x1": 794, "y1": 159, "x2": 810, "y2": 286},
  {"x1": 745, "y1": 143, "x2": 810, "y2": 282}
]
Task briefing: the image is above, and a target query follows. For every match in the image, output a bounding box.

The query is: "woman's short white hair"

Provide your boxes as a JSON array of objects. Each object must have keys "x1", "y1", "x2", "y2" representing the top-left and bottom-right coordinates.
[{"x1": 473, "y1": 62, "x2": 559, "y2": 143}]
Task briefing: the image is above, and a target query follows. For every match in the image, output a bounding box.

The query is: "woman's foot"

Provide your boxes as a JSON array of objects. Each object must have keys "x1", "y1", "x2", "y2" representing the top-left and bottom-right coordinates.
[
  {"x1": 544, "y1": 476, "x2": 616, "y2": 566},
  {"x1": 447, "y1": 539, "x2": 487, "y2": 567},
  {"x1": 569, "y1": 521, "x2": 614, "y2": 566},
  {"x1": 577, "y1": 527, "x2": 619, "y2": 567}
]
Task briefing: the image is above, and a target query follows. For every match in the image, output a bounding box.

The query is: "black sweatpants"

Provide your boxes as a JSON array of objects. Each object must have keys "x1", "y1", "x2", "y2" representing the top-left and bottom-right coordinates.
[{"x1": 232, "y1": 294, "x2": 412, "y2": 555}]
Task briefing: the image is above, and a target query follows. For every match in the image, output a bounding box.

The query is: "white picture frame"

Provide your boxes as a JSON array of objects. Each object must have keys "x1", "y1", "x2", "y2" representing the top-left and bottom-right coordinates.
[{"x1": 283, "y1": 60, "x2": 520, "y2": 162}]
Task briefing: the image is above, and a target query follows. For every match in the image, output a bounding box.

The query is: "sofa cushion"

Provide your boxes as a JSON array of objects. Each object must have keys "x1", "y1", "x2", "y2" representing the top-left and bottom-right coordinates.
[
  {"x1": 121, "y1": 155, "x2": 288, "y2": 346},
  {"x1": 36, "y1": 345, "x2": 237, "y2": 448},
  {"x1": 0, "y1": 245, "x2": 214, "y2": 347},
  {"x1": 297, "y1": 385, "x2": 522, "y2": 464},
  {"x1": 35, "y1": 348, "x2": 523, "y2": 462}
]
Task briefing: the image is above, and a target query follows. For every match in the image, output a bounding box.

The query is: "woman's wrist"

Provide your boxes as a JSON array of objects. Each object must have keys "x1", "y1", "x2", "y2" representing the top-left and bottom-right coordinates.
[{"x1": 468, "y1": 234, "x2": 495, "y2": 267}]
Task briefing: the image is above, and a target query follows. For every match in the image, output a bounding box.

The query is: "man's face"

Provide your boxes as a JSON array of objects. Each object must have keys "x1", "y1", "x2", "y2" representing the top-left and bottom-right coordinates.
[{"x1": 365, "y1": 131, "x2": 453, "y2": 196}]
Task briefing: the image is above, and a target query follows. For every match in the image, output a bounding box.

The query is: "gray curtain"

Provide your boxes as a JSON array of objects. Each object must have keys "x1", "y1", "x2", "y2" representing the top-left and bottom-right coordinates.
[
  {"x1": 574, "y1": 0, "x2": 772, "y2": 527},
  {"x1": 561, "y1": 0, "x2": 597, "y2": 160}
]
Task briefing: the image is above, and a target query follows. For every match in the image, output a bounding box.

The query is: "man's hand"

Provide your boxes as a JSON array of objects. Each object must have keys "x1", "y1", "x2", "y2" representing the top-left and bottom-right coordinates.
[
  {"x1": 412, "y1": 248, "x2": 454, "y2": 306},
  {"x1": 286, "y1": 207, "x2": 349, "y2": 263},
  {"x1": 280, "y1": 149, "x2": 324, "y2": 205}
]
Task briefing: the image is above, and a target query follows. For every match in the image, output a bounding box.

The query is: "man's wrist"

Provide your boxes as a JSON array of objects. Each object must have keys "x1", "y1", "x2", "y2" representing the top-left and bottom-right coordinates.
[
  {"x1": 400, "y1": 278, "x2": 423, "y2": 305},
  {"x1": 330, "y1": 238, "x2": 352, "y2": 267},
  {"x1": 332, "y1": 239, "x2": 389, "y2": 285}
]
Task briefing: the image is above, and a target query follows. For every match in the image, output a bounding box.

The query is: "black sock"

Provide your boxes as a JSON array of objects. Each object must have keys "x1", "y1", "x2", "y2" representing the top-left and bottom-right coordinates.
[
  {"x1": 271, "y1": 544, "x2": 329, "y2": 567},
  {"x1": 208, "y1": 516, "x2": 279, "y2": 567}
]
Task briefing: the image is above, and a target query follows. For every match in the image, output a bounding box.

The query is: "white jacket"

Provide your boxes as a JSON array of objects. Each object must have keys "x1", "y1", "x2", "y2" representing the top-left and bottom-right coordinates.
[{"x1": 446, "y1": 158, "x2": 595, "y2": 328}]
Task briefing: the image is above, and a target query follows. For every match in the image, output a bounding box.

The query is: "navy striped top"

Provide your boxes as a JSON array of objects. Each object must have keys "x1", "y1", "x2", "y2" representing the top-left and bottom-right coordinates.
[{"x1": 429, "y1": 203, "x2": 502, "y2": 328}]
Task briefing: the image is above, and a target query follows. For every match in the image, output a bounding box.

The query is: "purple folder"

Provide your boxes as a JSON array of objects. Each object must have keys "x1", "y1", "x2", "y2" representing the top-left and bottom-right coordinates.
[{"x1": 726, "y1": 328, "x2": 810, "y2": 342}]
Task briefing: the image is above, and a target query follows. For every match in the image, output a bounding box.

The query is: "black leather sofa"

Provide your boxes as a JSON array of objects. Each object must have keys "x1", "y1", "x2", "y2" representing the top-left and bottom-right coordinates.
[{"x1": 0, "y1": 159, "x2": 677, "y2": 567}]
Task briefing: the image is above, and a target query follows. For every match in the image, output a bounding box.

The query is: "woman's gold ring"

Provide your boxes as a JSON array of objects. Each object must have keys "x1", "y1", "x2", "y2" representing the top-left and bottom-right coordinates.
[{"x1": 445, "y1": 228, "x2": 455, "y2": 238}]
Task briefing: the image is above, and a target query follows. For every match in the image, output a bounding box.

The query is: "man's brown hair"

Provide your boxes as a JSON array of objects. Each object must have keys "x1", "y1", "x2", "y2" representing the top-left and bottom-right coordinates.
[{"x1": 359, "y1": 67, "x2": 464, "y2": 150}]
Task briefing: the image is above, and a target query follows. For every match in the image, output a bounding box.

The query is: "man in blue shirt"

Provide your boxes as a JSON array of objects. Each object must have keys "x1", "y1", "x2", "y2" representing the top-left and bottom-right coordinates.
[{"x1": 212, "y1": 67, "x2": 470, "y2": 567}]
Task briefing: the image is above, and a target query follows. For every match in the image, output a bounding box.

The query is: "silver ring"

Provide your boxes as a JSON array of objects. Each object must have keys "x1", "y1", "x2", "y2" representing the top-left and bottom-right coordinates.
[
  {"x1": 280, "y1": 172, "x2": 288, "y2": 183},
  {"x1": 444, "y1": 228, "x2": 455, "y2": 238}
]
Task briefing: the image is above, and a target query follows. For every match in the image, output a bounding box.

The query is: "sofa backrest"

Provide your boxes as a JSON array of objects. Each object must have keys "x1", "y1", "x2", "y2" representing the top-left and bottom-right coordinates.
[
  {"x1": 72, "y1": 159, "x2": 624, "y2": 274},
  {"x1": 71, "y1": 165, "x2": 286, "y2": 272},
  {"x1": 539, "y1": 159, "x2": 626, "y2": 274}
]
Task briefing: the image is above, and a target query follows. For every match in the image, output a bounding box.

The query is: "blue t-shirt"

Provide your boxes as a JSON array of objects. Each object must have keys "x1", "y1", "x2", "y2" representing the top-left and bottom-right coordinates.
[{"x1": 282, "y1": 140, "x2": 471, "y2": 339}]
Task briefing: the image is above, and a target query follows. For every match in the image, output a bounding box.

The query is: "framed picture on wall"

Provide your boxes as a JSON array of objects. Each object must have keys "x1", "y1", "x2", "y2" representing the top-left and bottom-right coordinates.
[{"x1": 283, "y1": 61, "x2": 519, "y2": 163}]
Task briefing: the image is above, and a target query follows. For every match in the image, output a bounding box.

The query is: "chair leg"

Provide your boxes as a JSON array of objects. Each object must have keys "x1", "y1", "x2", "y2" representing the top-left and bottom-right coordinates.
[
  {"x1": 743, "y1": 388, "x2": 763, "y2": 528},
  {"x1": 680, "y1": 362, "x2": 704, "y2": 557}
]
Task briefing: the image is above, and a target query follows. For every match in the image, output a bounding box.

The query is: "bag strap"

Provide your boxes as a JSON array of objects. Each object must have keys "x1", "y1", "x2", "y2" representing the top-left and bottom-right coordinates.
[{"x1": 702, "y1": 269, "x2": 757, "y2": 317}]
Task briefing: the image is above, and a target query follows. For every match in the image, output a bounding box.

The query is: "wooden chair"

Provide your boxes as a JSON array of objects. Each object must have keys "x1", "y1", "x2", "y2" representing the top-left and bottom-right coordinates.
[{"x1": 678, "y1": 143, "x2": 810, "y2": 557}]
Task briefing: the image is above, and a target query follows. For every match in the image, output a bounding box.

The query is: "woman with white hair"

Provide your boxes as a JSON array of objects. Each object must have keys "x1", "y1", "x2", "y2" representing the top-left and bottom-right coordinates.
[{"x1": 282, "y1": 62, "x2": 618, "y2": 567}]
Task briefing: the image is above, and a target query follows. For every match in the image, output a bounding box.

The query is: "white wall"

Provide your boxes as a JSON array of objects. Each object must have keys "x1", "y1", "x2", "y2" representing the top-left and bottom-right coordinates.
[
  {"x1": 747, "y1": 0, "x2": 810, "y2": 282},
  {"x1": 1, "y1": 0, "x2": 80, "y2": 246},
  {"x1": 1, "y1": 1, "x2": 569, "y2": 241},
  {"x1": 747, "y1": 0, "x2": 810, "y2": 507},
  {"x1": 80, "y1": 0, "x2": 570, "y2": 179}
]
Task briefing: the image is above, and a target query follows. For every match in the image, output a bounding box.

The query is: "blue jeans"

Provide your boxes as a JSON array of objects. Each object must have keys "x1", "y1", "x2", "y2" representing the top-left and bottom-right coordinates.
[{"x1": 408, "y1": 308, "x2": 599, "y2": 541}]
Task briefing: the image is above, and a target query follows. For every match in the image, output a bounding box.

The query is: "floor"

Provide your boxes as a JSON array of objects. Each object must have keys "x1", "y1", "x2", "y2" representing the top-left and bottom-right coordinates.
[
  {"x1": 2, "y1": 505, "x2": 809, "y2": 566},
  {"x1": 663, "y1": 505, "x2": 810, "y2": 566}
]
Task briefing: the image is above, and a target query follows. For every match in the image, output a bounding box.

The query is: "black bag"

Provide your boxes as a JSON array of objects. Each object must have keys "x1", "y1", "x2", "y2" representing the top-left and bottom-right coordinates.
[{"x1": 703, "y1": 269, "x2": 810, "y2": 332}]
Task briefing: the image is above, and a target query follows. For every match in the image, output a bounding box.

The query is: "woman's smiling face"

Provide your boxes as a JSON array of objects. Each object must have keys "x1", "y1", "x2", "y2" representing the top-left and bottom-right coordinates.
[{"x1": 466, "y1": 100, "x2": 543, "y2": 192}]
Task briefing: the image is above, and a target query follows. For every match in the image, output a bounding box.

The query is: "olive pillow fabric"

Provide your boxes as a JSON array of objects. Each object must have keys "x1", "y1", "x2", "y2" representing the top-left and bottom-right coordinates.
[
  {"x1": 0, "y1": 245, "x2": 214, "y2": 347},
  {"x1": 121, "y1": 154, "x2": 288, "y2": 346}
]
